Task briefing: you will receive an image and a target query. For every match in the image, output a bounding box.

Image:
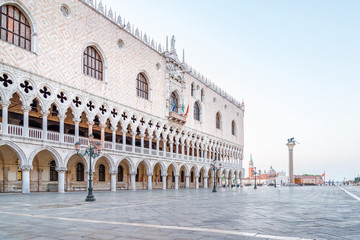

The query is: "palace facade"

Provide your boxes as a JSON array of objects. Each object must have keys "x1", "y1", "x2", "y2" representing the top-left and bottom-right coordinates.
[{"x1": 0, "y1": 0, "x2": 245, "y2": 193}]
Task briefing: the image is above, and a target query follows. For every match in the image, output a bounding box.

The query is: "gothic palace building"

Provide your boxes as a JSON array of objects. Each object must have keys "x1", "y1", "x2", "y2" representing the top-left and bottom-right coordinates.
[{"x1": 0, "y1": 0, "x2": 245, "y2": 193}]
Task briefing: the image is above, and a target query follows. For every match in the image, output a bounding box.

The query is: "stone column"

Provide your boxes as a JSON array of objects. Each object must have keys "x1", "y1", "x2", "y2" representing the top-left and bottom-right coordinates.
[
  {"x1": 174, "y1": 174, "x2": 179, "y2": 189},
  {"x1": 186, "y1": 144, "x2": 190, "y2": 160},
  {"x1": 100, "y1": 123, "x2": 106, "y2": 147},
  {"x1": 41, "y1": 110, "x2": 49, "y2": 140},
  {"x1": 181, "y1": 144, "x2": 185, "y2": 159},
  {"x1": 3, "y1": 167, "x2": 9, "y2": 192},
  {"x1": 122, "y1": 130, "x2": 127, "y2": 151},
  {"x1": 111, "y1": 127, "x2": 117, "y2": 150},
  {"x1": 21, "y1": 165, "x2": 32, "y2": 194},
  {"x1": 56, "y1": 167, "x2": 67, "y2": 193},
  {"x1": 73, "y1": 117, "x2": 80, "y2": 142},
  {"x1": 185, "y1": 175, "x2": 190, "y2": 188},
  {"x1": 148, "y1": 136, "x2": 153, "y2": 154},
  {"x1": 175, "y1": 143, "x2": 179, "y2": 159},
  {"x1": 1, "y1": 100, "x2": 10, "y2": 134},
  {"x1": 131, "y1": 131, "x2": 136, "y2": 153},
  {"x1": 204, "y1": 177, "x2": 208, "y2": 189},
  {"x1": 196, "y1": 147, "x2": 200, "y2": 161},
  {"x1": 22, "y1": 105, "x2": 31, "y2": 138},
  {"x1": 286, "y1": 142, "x2": 296, "y2": 185},
  {"x1": 169, "y1": 140, "x2": 174, "y2": 158},
  {"x1": 162, "y1": 174, "x2": 167, "y2": 189},
  {"x1": 130, "y1": 173, "x2": 136, "y2": 191},
  {"x1": 163, "y1": 139, "x2": 167, "y2": 156},
  {"x1": 87, "y1": 121, "x2": 94, "y2": 136},
  {"x1": 147, "y1": 174, "x2": 153, "y2": 190},
  {"x1": 156, "y1": 138, "x2": 160, "y2": 156},
  {"x1": 59, "y1": 114, "x2": 65, "y2": 143},
  {"x1": 110, "y1": 171, "x2": 117, "y2": 192},
  {"x1": 140, "y1": 133, "x2": 145, "y2": 154},
  {"x1": 195, "y1": 174, "x2": 199, "y2": 188}
]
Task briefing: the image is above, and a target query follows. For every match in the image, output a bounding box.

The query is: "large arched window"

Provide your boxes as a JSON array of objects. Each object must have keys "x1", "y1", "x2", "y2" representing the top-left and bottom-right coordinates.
[
  {"x1": 136, "y1": 73, "x2": 148, "y2": 99},
  {"x1": 83, "y1": 46, "x2": 103, "y2": 80},
  {"x1": 194, "y1": 102, "x2": 200, "y2": 121},
  {"x1": 0, "y1": 5, "x2": 31, "y2": 50},
  {"x1": 201, "y1": 89, "x2": 204, "y2": 102},
  {"x1": 76, "y1": 162, "x2": 84, "y2": 181},
  {"x1": 170, "y1": 92, "x2": 178, "y2": 113},
  {"x1": 50, "y1": 160, "x2": 58, "y2": 181},
  {"x1": 99, "y1": 164, "x2": 105, "y2": 182},
  {"x1": 118, "y1": 165, "x2": 123, "y2": 182},
  {"x1": 232, "y1": 120, "x2": 236, "y2": 136},
  {"x1": 191, "y1": 83, "x2": 195, "y2": 97},
  {"x1": 216, "y1": 112, "x2": 221, "y2": 129}
]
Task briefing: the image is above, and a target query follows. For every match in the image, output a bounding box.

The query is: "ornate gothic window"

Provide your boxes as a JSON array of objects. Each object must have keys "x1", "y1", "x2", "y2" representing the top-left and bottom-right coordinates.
[
  {"x1": 170, "y1": 92, "x2": 178, "y2": 113},
  {"x1": 194, "y1": 102, "x2": 200, "y2": 121},
  {"x1": 83, "y1": 46, "x2": 103, "y2": 80},
  {"x1": 232, "y1": 120, "x2": 236, "y2": 136},
  {"x1": 50, "y1": 160, "x2": 58, "y2": 181},
  {"x1": 136, "y1": 73, "x2": 148, "y2": 99},
  {"x1": 0, "y1": 5, "x2": 31, "y2": 50},
  {"x1": 76, "y1": 162, "x2": 84, "y2": 181},
  {"x1": 172, "y1": 171, "x2": 175, "y2": 182},
  {"x1": 181, "y1": 170, "x2": 184, "y2": 182},
  {"x1": 99, "y1": 164, "x2": 105, "y2": 182},
  {"x1": 191, "y1": 83, "x2": 195, "y2": 97},
  {"x1": 118, "y1": 165, "x2": 123, "y2": 182},
  {"x1": 201, "y1": 89, "x2": 204, "y2": 102},
  {"x1": 216, "y1": 112, "x2": 221, "y2": 129}
]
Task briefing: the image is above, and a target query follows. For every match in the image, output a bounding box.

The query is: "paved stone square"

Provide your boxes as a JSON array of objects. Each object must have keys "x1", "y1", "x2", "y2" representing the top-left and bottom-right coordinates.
[{"x1": 0, "y1": 186, "x2": 359, "y2": 240}]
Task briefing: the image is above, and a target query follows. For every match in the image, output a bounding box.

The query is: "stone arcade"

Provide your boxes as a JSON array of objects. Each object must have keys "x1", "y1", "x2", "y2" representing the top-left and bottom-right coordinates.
[{"x1": 0, "y1": 0, "x2": 245, "y2": 194}]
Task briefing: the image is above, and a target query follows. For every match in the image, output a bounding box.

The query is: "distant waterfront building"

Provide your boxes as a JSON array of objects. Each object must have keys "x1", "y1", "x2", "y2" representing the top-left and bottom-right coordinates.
[
  {"x1": 243, "y1": 159, "x2": 279, "y2": 186},
  {"x1": 294, "y1": 175, "x2": 323, "y2": 185}
]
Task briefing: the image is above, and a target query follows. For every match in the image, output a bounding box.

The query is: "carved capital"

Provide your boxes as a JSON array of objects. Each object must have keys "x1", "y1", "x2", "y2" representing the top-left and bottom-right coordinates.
[
  {"x1": 41, "y1": 110, "x2": 50, "y2": 116},
  {"x1": 0, "y1": 100, "x2": 11, "y2": 108},
  {"x1": 110, "y1": 126, "x2": 118, "y2": 132},
  {"x1": 87, "y1": 121, "x2": 95, "y2": 126},
  {"x1": 22, "y1": 105, "x2": 32, "y2": 112},
  {"x1": 55, "y1": 167, "x2": 67, "y2": 172},
  {"x1": 73, "y1": 117, "x2": 81, "y2": 123},
  {"x1": 109, "y1": 170, "x2": 118, "y2": 175},
  {"x1": 58, "y1": 114, "x2": 66, "y2": 120},
  {"x1": 20, "y1": 165, "x2": 33, "y2": 171},
  {"x1": 161, "y1": 174, "x2": 168, "y2": 177}
]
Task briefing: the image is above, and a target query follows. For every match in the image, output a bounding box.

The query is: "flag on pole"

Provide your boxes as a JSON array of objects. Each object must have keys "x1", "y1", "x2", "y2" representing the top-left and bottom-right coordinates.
[
  {"x1": 172, "y1": 99, "x2": 177, "y2": 112},
  {"x1": 322, "y1": 171, "x2": 325, "y2": 186},
  {"x1": 184, "y1": 104, "x2": 189, "y2": 117}
]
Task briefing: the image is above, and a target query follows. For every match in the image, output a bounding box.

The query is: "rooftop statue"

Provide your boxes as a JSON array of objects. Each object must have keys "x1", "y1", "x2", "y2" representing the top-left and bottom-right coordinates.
[{"x1": 287, "y1": 137, "x2": 299, "y2": 144}]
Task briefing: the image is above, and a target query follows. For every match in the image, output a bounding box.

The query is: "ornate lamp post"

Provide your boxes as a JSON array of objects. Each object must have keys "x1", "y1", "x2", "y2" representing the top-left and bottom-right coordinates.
[
  {"x1": 253, "y1": 167, "x2": 257, "y2": 189},
  {"x1": 210, "y1": 160, "x2": 222, "y2": 192},
  {"x1": 75, "y1": 134, "x2": 102, "y2": 202}
]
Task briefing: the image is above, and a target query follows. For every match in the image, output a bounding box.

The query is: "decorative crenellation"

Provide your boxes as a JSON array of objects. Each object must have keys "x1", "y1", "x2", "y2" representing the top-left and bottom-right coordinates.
[{"x1": 80, "y1": 0, "x2": 244, "y2": 110}]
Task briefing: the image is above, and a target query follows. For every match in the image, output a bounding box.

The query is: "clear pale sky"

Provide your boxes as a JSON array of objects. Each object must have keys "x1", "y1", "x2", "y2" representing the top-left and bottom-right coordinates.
[{"x1": 103, "y1": 0, "x2": 360, "y2": 181}]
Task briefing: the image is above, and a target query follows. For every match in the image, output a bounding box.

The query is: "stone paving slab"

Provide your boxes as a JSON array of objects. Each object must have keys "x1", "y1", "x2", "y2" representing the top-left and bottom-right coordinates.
[{"x1": 0, "y1": 186, "x2": 359, "y2": 239}]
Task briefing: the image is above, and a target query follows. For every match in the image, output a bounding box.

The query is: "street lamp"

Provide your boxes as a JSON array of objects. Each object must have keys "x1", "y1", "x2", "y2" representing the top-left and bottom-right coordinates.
[
  {"x1": 75, "y1": 134, "x2": 102, "y2": 202},
  {"x1": 253, "y1": 167, "x2": 257, "y2": 189},
  {"x1": 210, "y1": 160, "x2": 222, "y2": 192}
]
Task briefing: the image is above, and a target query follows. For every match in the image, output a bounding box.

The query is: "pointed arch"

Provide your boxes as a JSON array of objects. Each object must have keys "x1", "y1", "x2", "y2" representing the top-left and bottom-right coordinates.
[
  {"x1": 116, "y1": 157, "x2": 135, "y2": 174},
  {"x1": 0, "y1": 140, "x2": 26, "y2": 166},
  {"x1": 136, "y1": 159, "x2": 152, "y2": 175},
  {"x1": 28, "y1": 146, "x2": 63, "y2": 168}
]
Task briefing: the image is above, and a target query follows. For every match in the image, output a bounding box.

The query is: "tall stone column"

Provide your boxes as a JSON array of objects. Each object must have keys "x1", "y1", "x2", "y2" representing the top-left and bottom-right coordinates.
[
  {"x1": 163, "y1": 139, "x2": 167, "y2": 156},
  {"x1": 148, "y1": 136, "x2": 153, "y2": 154},
  {"x1": 131, "y1": 130, "x2": 136, "y2": 153},
  {"x1": 87, "y1": 121, "x2": 94, "y2": 136},
  {"x1": 21, "y1": 165, "x2": 32, "y2": 194},
  {"x1": 140, "y1": 133, "x2": 145, "y2": 154},
  {"x1": 1, "y1": 100, "x2": 10, "y2": 134},
  {"x1": 22, "y1": 105, "x2": 31, "y2": 138},
  {"x1": 175, "y1": 143, "x2": 179, "y2": 159},
  {"x1": 3, "y1": 167, "x2": 9, "y2": 192},
  {"x1": 195, "y1": 174, "x2": 199, "y2": 188},
  {"x1": 73, "y1": 117, "x2": 80, "y2": 142},
  {"x1": 59, "y1": 114, "x2": 66, "y2": 143},
  {"x1": 56, "y1": 167, "x2": 67, "y2": 193},
  {"x1": 100, "y1": 124, "x2": 106, "y2": 147},
  {"x1": 147, "y1": 174, "x2": 153, "y2": 190},
  {"x1": 185, "y1": 175, "x2": 190, "y2": 188},
  {"x1": 181, "y1": 143, "x2": 185, "y2": 159},
  {"x1": 162, "y1": 174, "x2": 167, "y2": 189},
  {"x1": 169, "y1": 140, "x2": 174, "y2": 158},
  {"x1": 111, "y1": 127, "x2": 117, "y2": 150},
  {"x1": 204, "y1": 177, "x2": 208, "y2": 189},
  {"x1": 122, "y1": 130, "x2": 127, "y2": 151},
  {"x1": 110, "y1": 171, "x2": 117, "y2": 192},
  {"x1": 41, "y1": 110, "x2": 49, "y2": 140},
  {"x1": 286, "y1": 142, "x2": 296, "y2": 185},
  {"x1": 130, "y1": 172, "x2": 136, "y2": 191},
  {"x1": 174, "y1": 174, "x2": 179, "y2": 189}
]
